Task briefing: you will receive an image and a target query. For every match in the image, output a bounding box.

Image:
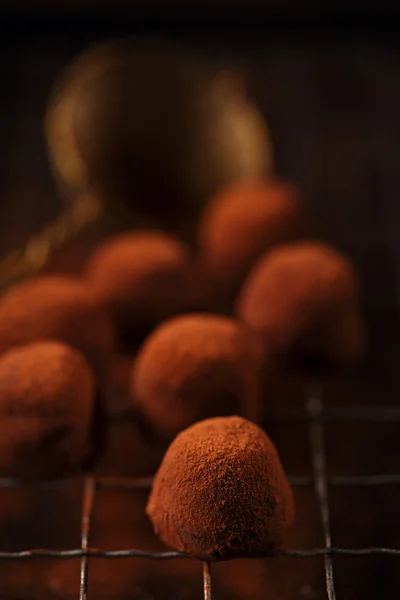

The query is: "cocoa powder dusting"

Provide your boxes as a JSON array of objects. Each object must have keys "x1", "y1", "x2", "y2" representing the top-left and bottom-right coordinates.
[
  {"x1": 147, "y1": 416, "x2": 294, "y2": 561},
  {"x1": 0, "y1": 275, "x2": 116, "y2": 376},
  {"x1": 0, "y1": 341, "x2": 95, "y2": 479},
  {"x1": 84, "y1": 231, "x2": 201, "y2": 340},
  {"x1": 131, "y1": 314, "x2": 265, "y2": 440},
  {"x1": 198, "y1": 178, "x2": 309, "y2": 304},
  {"x1": 236, "y1": 241, "x2": 366, "y2": 371}
]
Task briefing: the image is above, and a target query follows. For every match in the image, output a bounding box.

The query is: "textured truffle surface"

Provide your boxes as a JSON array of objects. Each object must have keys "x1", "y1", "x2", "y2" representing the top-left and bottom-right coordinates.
[
  {"x1": 0, "y1": 341, "x2": 95, "y2": 479},
  {"x1": 131, "y1": 314, "x2": 264, "y2": 440},
  {"x1": 236, "y1": 241, "x2": 365, "y2": 370},
  {"x1": 85, "y1": 231, "x2": 199, "y2": 337},
  {"x1": 147, "y1": 416, "x2": 294, "y2": 561},
  {"x1": 0, "y1": 276, "x2": 116, "y2": 375},
  {"x1": 198, "y1": 179, "x2": 308, "y2": 302}
]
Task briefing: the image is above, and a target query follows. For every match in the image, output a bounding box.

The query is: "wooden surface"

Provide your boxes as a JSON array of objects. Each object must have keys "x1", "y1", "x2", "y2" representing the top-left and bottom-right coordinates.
[{"x1": 1, "y1": 24, "x2": 400, "y2": 599}]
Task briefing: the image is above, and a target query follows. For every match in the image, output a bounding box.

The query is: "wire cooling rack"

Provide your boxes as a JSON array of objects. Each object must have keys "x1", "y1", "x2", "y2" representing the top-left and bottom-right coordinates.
[{"x1": 1, "y1": 385, "x2": 400, "y2": 600}]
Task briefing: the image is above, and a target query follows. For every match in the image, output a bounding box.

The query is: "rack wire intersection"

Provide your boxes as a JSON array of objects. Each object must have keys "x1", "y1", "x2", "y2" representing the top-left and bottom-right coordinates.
[{"x1": 0, "y1": 387, "x2": 399, "y2": 600}]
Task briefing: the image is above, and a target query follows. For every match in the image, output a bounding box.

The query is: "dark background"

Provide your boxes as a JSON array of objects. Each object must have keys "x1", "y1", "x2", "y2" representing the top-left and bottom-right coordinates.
[{"x1": 1, "y1": 11, "x2": 400, "y2": 599}]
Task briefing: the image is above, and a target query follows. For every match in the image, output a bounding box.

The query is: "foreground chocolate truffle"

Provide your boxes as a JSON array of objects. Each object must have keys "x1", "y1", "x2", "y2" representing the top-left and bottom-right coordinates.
[
  {"x1": 85, "y1": 231, "x2": 199, "y2": 339},
  {"x1": 147, "y1": 416, "x2": 294, "y2": 560},
  {"x1": 131, "y1": 314, "x2": 264, "y2": 440},
  {"x1": 0, "y1": 275, "x2": 116, "y2": 375},
  {"x1": 198, "y1": 179, "x2": 308, "y2": 303},
  {"x1": 0, "y1": 341, "x2": 95, "y2": 479},
  {"x1": 236, "y1": 241, "x2": 365, "y2": 370}
]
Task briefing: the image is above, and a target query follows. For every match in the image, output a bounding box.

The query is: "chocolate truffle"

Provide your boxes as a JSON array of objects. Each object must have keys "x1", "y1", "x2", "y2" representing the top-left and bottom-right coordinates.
[
  {"x1": 197, "y1": 179, "x2": 308, "y2": 303},
  {"x1": 147, "y1": 416, "x2": 294, "y2": 560},
  {"x1": 236, "y1": 241, "x2": 365, "y2": 370},
  {"x1": 0, "y1": 275, "x2": 116, "y2": 375},
  {"x1": 131, "y1": 314, "x2": 264, "y2": 440},
  {"x1": 84, "y1": 231, "x2": 200, "y2": 339},
  {"x1": 0, "y1": 341, "x2": 95, "y2": 479}
]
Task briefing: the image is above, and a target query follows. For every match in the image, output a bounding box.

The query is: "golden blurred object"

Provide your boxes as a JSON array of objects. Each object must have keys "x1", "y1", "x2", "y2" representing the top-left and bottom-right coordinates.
[
  {"x1": 45, "y1": 37, "x2": 273, "y2": 227},
  {"x1": 0, "y1": 193, "x2": 101, "y2": 290},
  {"x1": 0, "y1": 38, "x2": 273, "y2": 290}
]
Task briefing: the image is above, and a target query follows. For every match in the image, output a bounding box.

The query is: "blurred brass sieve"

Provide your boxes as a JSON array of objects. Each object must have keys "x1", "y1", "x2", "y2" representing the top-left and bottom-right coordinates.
[{"x1": 0, "y1": 38, "x2": 273, "y2": 289}]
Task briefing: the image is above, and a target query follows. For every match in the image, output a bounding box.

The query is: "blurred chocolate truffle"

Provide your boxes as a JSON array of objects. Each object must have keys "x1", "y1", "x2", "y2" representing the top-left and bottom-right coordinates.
[
  {"x1": 0, "y1": 276, "x2": 116, "y2": 376},
  {"x1": 147, "y1": 416, "x2": 294, "y2": 560},
  {"x1": 236, "y1": 241, "x2": 365, "y2": 371},
  {"x1": 0, "y1": 341, "x2": 95, "y2": 479},
  {"x1": 84, "y1": 231, "x2": 200, "y2": 340},
  {"x1": 197, "y1": 179, "x2": 308, "y2": 304},
  {"x1": 131, "y1": 314, "x2": 264, "y2": 441}
]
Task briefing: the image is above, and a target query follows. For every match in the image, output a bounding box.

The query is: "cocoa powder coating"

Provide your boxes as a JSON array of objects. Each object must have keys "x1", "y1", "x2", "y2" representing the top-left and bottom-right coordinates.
[
  {"x1": 85, "y1": 231, "x2": 200, "y2": 337},
  {"x1": 131, "y1": 314, "x2": 265, "y2": 440},
  {"x1": 198, "y1": 179, "x2": 308, "y2": 302},
  {"x1": 0, "y1": 276, "x2": 116, "y2": 376},
  {"x1": 0, "y1": 341, "x2": 95, "y2": 479},
  {"x1": 146, "y1": 416, "x2": 294, "y2": 561},
  {"x1": 236, "y1": 241, "x2": 365, "y2": 370}
]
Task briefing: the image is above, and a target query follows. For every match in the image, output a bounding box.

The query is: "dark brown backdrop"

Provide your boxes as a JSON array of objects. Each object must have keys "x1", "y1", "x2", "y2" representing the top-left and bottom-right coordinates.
[{"x1": 1, "y1": 19, "x2": 400, "y2": 600}]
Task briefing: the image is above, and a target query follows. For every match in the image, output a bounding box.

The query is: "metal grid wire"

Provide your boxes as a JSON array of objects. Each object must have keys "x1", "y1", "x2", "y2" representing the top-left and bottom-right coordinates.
[
  {"x1": 0, "y1": 385, "x2": 399, "y2": 600},
  {"x1": 0, "y1": 26, "x2": 400, "y2": 600}
]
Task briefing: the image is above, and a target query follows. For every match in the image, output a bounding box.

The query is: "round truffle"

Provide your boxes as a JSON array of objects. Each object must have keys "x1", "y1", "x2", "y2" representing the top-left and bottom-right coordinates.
[
  {"x1": 84, "y1": 231, "x2": 200, "y2": 338},
  {"x1": 0, "y1": 276, "x2": 116, "y2": 375},
  {"x1": 147, "y1": 416, "x2": 294, "y2": 560},
  {"x1": 0, "y1": 341, "x2": 95, "y2": 479},
  {"x1": 198, "y1": 179, "x2": 308, "y2": 303},
  {"x1": 131, "y1": 314, "x2": 264, "y2": 441},
  {"x1": 236, "y1": 241, "x2": 365, "y2": 370}
]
